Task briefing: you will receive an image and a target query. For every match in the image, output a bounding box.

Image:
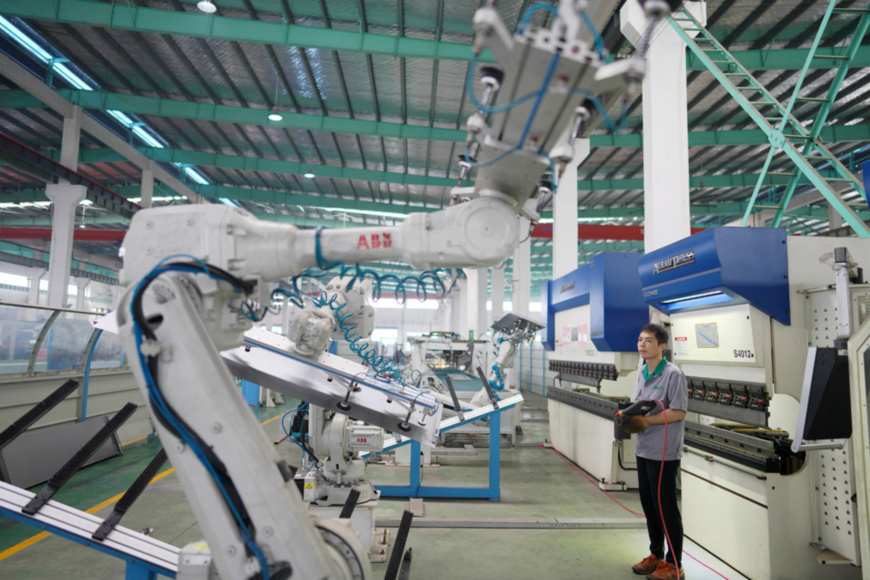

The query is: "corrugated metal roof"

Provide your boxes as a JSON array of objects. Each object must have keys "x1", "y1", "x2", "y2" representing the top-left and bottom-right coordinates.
[{"x1": 1, "y1": 0, "x2": 869, "y2": 263}]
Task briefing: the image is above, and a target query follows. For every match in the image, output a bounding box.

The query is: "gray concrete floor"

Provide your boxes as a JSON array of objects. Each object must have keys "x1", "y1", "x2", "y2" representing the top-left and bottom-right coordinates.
[{"x1": 0, "y1": 392, "x2": 747, "y2": 579}]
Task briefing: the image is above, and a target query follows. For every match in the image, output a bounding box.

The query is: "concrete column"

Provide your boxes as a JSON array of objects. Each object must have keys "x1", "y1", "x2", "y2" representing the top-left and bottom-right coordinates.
[
  {"x1": 141, "y1": 161, "x2": 155, "y2": 208},
  {"x1": 281, "y1": 295, "x2": 291, "y2": 336},
  {"x1": 438, "y1": 299, "x2": 449, "y2": 330},
  {"x1": 45, "y1": 183, "x2": 87, "y2": 308},
  {"x1": 828, "y1": 204, "x2": 843, "y2": 231},
  {"x1": 60, "y1": 106, "x2": 83, "y2": 172},
  {"x1": 726, "y1": 212, "x2": 763, "y2": 228},
  {"x1": 26, "y1": 268, "x2": 45, "y2": 312},
  {"x1": 75, "y1": 277, "x2": 90, "y2": 310},
  {"x1": 511, "y1": 219, "x2": 532, "y2": 317},
  {"x1": 454, "y1": 279, "x2": 468, "y2": 336},
  {"x1": 490, "y1": 266, "x2": 505, "y2": 325},
  {"x1": 622, "y1": 2, "x2": 705, "y2": 253},
  {"x1": 475, "y1": 268, "x2": 488, "y2": 337},
  {"x1": 553, "y1": 139, "x2": 590, "y2": 278},
  {"x1": 463, "y1": 269, "x2": 488, "y2": 339},
  {"x1": 109, "y1": 285, "x2": 121, "y2": 310}
]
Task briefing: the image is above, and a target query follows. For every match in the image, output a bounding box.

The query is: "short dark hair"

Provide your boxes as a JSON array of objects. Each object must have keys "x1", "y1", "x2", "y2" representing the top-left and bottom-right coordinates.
[{"x1": 640, "y1": 323, "x2": 668, "y2": 346}]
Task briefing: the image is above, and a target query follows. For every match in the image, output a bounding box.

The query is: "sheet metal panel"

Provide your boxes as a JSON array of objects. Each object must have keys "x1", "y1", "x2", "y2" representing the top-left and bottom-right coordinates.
[{"x1": 639, "y1": 227, "x2": 790, "y2": 325}]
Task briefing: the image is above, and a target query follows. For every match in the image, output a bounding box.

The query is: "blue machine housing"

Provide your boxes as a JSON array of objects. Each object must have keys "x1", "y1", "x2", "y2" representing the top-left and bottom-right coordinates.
[
  {"x1": 540, "y1": 252, "x2": 648, "y2": 352},
  {"x1": 638, "y1": 227, "x2": 790, "y2": 325}
]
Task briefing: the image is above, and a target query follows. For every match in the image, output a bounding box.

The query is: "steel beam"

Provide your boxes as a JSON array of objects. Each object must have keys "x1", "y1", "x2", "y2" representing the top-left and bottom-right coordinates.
[
  {"x1": 7, "y1": 184, "x2": 860, "y2": 222},
  {"x1": 669, "y1": 10, "x2": 870, "y2": 237},
  {"x1": 3, "y1": 90, "x2": 870, "y2": 149},
  {"x1": 770, "y1": 2, "x2": 870, "y2": 226},
  {"x1": 0, "y1": 227, "x2": 126, "y2": 242},
  {"x1": 0, "y1": 133, "x2": 140, "y2": 218},
  {"x1": 64, "y1": 147, "x2": 465, "y2": 189},
  {"x1": 685, "y1": 45, "x2": 870, "y2": 72},
  {"x1": 0, "y1": 0, "x2": 495, "y2": 62},
  {"x1": 0, "y1": 52, "x2": 203, "y2": 205},
  {"x1": 4, "y1": 0, "x2": 869, "y2": 71}
]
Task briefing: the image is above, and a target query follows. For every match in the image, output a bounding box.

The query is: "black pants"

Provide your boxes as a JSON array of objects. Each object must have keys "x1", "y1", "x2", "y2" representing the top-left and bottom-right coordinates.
[{"x1": 637, "y1": 456, "x2": 683, "y2": 568}]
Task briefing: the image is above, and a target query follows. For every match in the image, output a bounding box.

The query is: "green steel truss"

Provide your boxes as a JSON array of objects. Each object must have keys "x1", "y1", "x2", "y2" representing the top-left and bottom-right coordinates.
[
  {"x1": 4, "y1": 185, "x2": 868, "y2": 223},
  {"x1": 767, "y1": 3, "x2": 870, "y2": 227},
  {"x1": 2, "y1": 90, "x2": 869, "y2": 150},
  {"x1": 2, "y1": 0, "x2": 870, "y2": 71},
  {"x1": 669, "y1": 4, "x2": 870, "y2": 237},
  {"x1": 9, "y1": 146, "x2": 861, "y2": 194}
]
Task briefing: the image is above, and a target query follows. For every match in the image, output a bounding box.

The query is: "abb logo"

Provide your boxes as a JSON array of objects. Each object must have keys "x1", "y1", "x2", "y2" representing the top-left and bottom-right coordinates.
[
  {"x1": 356, "y1": 438, "x2": 367, "y2": 443},
  {"x1": 357, "y1": 233, "x2": 392, "y2": 250}
]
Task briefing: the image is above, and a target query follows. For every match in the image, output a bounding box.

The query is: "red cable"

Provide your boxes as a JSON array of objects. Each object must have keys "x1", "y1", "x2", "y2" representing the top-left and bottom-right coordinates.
[
  {"x1": 541, "y1": 443, "x2": 645, "y2": 517},
  {"x1": 656, "y1": 399, "x2": 680, "y2": 579},
  {"x1": 542, "y1": 416, "x2": 733, "y2": 580},
  {"x1": 685, "y1": 550, "x2": 731, "y2": 579}
]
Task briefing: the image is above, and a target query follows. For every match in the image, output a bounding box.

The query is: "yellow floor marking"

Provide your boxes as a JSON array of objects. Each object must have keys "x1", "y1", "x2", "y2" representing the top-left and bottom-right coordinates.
[
  {"x1": 0, "y1": 533, "x2": 50, "y2": 561},
  {"x1": 121, "y1": 434, "x2": 151, "y2": 447},
  {"x1": 1, "y1": 413, "x2": 279, "y2": 561},
  {"x1": 260, "y1": 413, "x2": 282, "y2": 427}
]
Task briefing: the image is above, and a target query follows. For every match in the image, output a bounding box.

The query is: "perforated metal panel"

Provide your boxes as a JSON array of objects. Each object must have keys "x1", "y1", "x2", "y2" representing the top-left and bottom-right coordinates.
[
  {"x1": 805, "y1": 286, "x2": 868, "y2": 565},
  {"x1": 816, "y1": 445, "x2": 860, "y2": 564}
]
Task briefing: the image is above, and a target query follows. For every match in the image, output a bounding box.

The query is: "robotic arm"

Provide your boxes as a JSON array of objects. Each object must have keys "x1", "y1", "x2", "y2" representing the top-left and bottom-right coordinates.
[
  {"x1": 116, "y1": 2, "x2": 677, "y2": 579},
  {"x1": 470, "y1": 314, "x2": 546, "y2": 408}
]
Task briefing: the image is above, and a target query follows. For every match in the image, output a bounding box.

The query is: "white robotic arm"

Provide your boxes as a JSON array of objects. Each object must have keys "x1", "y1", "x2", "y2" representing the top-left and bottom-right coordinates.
[{"x1": 116, "y1": 2, "x2": 676, "y2": 578}]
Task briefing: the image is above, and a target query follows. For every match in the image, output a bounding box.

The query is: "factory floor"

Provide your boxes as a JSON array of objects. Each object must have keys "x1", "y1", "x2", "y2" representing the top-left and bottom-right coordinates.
[{"x1": 0, "y1": 391, "x2": 747, "y2": 580}]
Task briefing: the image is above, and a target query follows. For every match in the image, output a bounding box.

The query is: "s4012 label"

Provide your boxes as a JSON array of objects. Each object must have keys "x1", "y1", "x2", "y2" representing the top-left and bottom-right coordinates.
[{"x1": 733, "y1": 349, "x2": 755, "y2": 359}]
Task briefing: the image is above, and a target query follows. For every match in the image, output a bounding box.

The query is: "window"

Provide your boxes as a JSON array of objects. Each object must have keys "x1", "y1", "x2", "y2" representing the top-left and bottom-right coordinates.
[
  {"x1": 371, "y1": 328, "x2": 399, "y2": 345},
  {"x1": 372, "y1": 298, "x2": 404, "y2": 309},
  {"x1": 405, "y1": 300, "x2": 439, "y2": 310},
  {"x1": 0, "y1": 273, "x2": 29, "y2": 288}
]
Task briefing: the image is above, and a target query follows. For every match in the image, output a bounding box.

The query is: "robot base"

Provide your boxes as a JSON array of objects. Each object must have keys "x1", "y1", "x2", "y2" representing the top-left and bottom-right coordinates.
[{"x1": 308, "y1": 494, "x2": 389, "y2": 563}]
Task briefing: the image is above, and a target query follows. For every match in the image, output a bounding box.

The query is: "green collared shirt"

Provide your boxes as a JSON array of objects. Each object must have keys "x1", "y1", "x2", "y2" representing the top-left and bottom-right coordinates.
[{"x1": 641, "y1": 358, "x2": 668, "y2": 382}]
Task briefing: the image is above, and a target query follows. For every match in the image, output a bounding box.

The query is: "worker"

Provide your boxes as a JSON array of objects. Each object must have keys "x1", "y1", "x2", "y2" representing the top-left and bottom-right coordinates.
[{"x1": 623, "y1": 323, "x2": 688, "y2": 580}]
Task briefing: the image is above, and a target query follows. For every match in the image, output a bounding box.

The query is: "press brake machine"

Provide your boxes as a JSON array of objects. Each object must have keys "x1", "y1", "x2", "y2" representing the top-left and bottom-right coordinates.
[
  {"x1": 640, "y1": 227, "x2": 868, "y2": 580},
  {"x1": 542, "y1": 252, "x2": 648, "y2": 490}
]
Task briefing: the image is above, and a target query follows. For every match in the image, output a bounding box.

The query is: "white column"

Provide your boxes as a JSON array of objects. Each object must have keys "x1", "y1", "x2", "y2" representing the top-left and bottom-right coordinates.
[
  {"x1": 726, "y1": 213, "x2": 763, "y2": 228},
  {"x1": 60, "y1": 106, "x2": 82, "y2": 172},
  {"x1": 25, "y1": 268, "x2": 45, "y2": 307},
  {"x1": 455, "y1": 279, "x2": 468, "y2": 336},
  {"x1": 463, "y1": 269, "x2": 488, "y2": 339},
  {"x1": 828, "y1": 204, "x2": 844, "y2": 231},
  {"x1": 45, "y1": 183, "x2": 87, "y2": 308},
  {"x1": 109, "y1": 284, "x2": 121, "y2": 310},
  {"x1": 553, "y1": 139, "x2": 590, "y2": 278},
  {"x1": 621, "y1": 2, "x2": 705, "y2": 253},
  {"x1": 281, "y1": 295, "x2": 291, "y2": 335},
  {"x1": 75, "y1": 277, "x2": 90, "y2": 310},
  {"x1": 490, "y1": 266, "x2": 505, "y2": 325},
  {"x1": 474, "y1": 268, "x2": 488, "y2": 338},
  {"x1": 20, "y1": 268, "x2": 46, "y2": 318},
  {"x1": 511, "y1": 218, "x2": 532, "y2": 317},
  {"x1": 141, "y1": 161, "x2": 155, "y2": 208}
]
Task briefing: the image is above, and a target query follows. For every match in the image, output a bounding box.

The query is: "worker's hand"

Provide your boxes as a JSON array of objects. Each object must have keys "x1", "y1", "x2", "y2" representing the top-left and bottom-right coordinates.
[{"x1": 619, "y1": 415, "x2": 650, "y2": 435}]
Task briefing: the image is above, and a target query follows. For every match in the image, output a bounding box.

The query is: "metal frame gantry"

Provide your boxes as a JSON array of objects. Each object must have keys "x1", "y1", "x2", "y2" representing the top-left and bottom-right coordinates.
[
  {"x1": 669, "y1": 1, "x2": 870, "y2": 235},
  {"x1": 365, "y1": 394, "x2": 524, "y2": 501}
]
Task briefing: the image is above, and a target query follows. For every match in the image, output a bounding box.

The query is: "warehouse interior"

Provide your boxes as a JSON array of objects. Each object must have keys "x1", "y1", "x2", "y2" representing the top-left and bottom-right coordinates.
[{"x1": 1, "y1": 0, "x2": 870, "y2": 579}]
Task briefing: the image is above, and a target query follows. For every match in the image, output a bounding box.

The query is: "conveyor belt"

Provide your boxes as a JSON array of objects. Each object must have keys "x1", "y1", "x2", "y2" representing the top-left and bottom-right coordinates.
[{"x1": 0, "y1": 481, "x2": 177, "y2": 575}]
